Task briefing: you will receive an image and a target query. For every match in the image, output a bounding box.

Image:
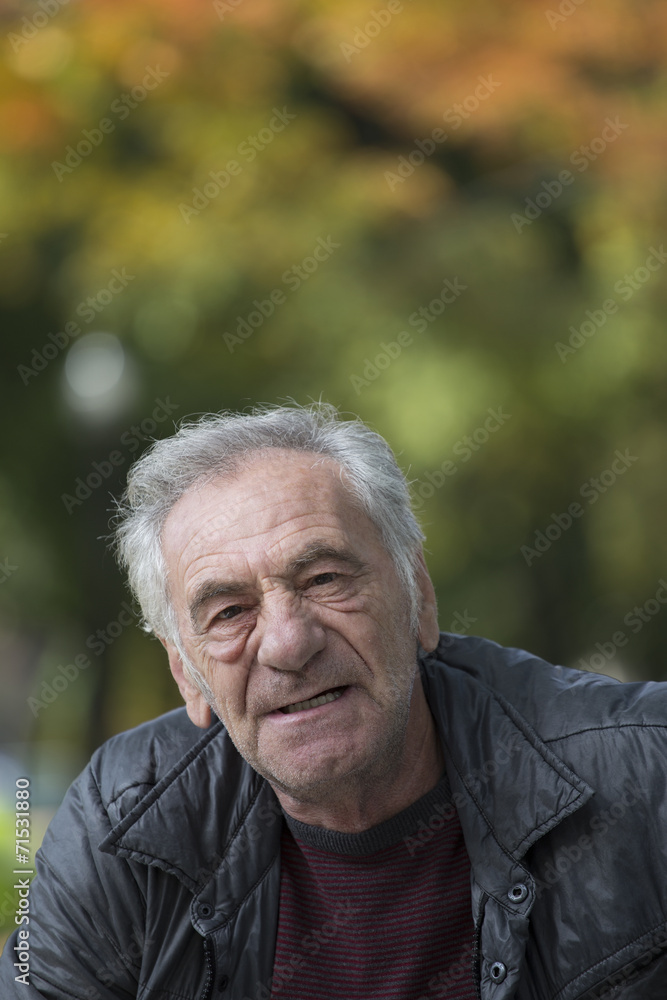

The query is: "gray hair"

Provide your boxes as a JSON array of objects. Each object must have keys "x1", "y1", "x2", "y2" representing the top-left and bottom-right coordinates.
[{"x1": 113, "y1": 403, "x2": 426, "y2": 658}]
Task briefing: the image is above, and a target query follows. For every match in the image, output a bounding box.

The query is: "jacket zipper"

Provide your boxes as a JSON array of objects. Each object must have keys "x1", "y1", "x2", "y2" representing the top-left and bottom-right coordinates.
[
  {"x1": 201, "y1": 936, "x2": 215, "y2": 1000},
  {"x1": 472, "y1": 890, "x2": 488, "y2": 1000}
]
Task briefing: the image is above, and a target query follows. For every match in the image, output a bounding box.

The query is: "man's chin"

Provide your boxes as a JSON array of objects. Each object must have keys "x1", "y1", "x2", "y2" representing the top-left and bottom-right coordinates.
[
  {"x1": 255, "y1": 739, "x2": 404, "y2": 809},
  {"x1": 258, "y1": 756, "x2": 360, "y2": 802}
]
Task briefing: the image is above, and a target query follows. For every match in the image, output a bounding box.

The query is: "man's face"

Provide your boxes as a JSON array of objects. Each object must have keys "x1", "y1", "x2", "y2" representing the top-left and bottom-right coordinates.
[{"x1": 161, "y1": 449, "x2": 438, "y2": 801}]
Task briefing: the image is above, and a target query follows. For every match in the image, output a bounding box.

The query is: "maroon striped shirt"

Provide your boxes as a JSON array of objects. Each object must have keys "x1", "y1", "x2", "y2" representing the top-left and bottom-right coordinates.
[{"x1": 269, "y1": 775, "x2": 477, "y2": 1000}]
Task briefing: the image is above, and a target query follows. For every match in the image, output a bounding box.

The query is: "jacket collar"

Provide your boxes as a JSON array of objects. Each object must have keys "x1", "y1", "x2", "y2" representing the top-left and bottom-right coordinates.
[
  {"x1": 421, "y1": 634, "x2": 594, "y2": 887},
  {"x1": 99, "y1": 720, "x2": 282, "y2": 896}
]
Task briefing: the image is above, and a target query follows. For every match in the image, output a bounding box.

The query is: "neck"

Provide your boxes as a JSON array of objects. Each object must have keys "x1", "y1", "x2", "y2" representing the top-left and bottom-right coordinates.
[{"x1": 271, "y1": 679, "x2": 445, "y2": 833}]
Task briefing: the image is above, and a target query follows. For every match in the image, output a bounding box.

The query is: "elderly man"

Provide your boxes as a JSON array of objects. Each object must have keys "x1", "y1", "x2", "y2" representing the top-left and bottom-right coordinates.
[{"x1": 2, "y1": 403, "x2": 667, "y2": 1000}]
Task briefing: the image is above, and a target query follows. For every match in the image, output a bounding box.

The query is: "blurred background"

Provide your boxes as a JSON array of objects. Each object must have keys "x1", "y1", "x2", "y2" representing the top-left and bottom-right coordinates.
[{"x1": 1, "y1": 0, "x2": 666, "y2": 940}]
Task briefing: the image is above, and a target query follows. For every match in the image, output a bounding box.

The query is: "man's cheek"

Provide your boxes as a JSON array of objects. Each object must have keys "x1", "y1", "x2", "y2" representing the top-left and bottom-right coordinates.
[
  {"x1": 216, "y1": 690, "x2": 251, "y2": 736},
  {"x1": 205, "y1": 633, "x2": 249, "y2": 663},
  {"x1": 203, "y1": 641, "x2": 227, "y2": 662}
]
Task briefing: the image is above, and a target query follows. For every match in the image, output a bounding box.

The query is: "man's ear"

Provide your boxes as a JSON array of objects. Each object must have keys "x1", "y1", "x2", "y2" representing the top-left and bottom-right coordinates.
[
  {"x1": 415, "y1": 551, "x2": 440, "y2": 653},
  {"x1": 159, "y1": 638, "x2": 212, "y2": 729}
]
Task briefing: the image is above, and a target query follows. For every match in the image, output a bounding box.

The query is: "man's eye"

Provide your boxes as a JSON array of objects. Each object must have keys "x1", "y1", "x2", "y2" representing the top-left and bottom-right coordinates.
[
  {"x1": 311, "y1": 572, "x2": 337, "y2": 586},
  {"x1": 217, "y1": 605, "x2": 244, "y2": 620}
]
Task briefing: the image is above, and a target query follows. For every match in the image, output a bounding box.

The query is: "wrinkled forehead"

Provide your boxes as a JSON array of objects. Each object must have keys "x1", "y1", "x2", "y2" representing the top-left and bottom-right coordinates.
[{"x1": 160, "y1": 449, "x2": 379, "y2": 574}]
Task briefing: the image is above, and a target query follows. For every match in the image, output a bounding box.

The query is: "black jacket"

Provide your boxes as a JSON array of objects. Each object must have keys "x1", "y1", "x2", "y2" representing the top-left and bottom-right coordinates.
[{"x1": 2, "y1": 633, "x2": 667, "y2": 1000}]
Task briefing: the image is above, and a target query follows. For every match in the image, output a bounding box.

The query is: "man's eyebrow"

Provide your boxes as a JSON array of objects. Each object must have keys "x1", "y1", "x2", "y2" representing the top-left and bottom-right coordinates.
[{"x1": 285, "y1": 541, "x2": 366, "y2": 576}]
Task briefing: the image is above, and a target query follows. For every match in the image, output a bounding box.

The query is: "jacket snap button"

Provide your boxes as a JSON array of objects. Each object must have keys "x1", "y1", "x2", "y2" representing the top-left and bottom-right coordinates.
[
  {"x1": 508, "y1": 882, "x2": 529, "y2": 903},
  {"x1": 198, "y1": 902, "x2": 214, "y2": 919},
  {"x1": 490, "y1": 961, "x2": 507, "y2": 983}
]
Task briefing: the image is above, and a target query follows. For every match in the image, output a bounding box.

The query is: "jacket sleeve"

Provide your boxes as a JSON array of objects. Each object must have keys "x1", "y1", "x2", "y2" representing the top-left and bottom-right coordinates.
[{"x1": 0, "y1": 764, "x2": 147, "y2": 1000}]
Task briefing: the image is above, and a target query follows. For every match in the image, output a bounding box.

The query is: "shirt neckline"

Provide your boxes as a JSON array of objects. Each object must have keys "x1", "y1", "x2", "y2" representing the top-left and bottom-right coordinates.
[{"x1": 282, "y1": 772, "x2": 452, "y2": 856}]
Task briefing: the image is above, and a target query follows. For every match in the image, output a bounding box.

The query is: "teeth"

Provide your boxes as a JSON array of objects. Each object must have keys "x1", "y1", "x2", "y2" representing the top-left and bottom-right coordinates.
[{"x1": 281, "y1": 688, "x2": 344, "y2": 714}]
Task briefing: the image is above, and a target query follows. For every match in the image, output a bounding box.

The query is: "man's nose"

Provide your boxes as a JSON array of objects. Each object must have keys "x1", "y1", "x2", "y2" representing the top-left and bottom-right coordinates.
[{"x1": 255, "y1": 594, "x2": 326, "y2": 672}]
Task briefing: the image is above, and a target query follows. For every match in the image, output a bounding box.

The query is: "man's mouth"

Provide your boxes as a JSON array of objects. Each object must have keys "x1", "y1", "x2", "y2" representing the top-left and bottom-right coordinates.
[{"x1": 278, "y1": 686, "x2": 347, "y2": 714}]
